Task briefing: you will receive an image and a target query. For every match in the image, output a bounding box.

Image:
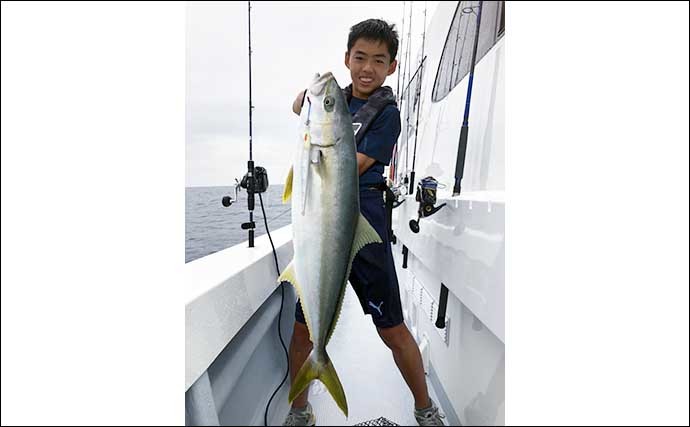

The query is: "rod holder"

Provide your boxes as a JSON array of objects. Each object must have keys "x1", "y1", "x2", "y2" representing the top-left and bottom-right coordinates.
[{"x1": 435, "y1": 284, "x2": 449, "y2": 329}]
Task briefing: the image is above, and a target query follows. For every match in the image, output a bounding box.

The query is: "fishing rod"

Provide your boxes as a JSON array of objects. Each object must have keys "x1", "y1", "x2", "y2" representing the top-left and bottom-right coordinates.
[
  {"x1": 240, "y1": 4, "x2": 290, "y2": 425},
  {"x1": 396, "y1": 1, "x2": 405, "y2": 106},
  {"x1": 388, "y1": 2, "x2": 404, "y2": 183},
  {"x1": 403, "y1": 1, "x2": 413, "y2": 190},
  {"x1": 452, "y1": 0, "x2": 483, "y2": 196},
  {"x1": 238, "y1": 5, "x2": 290, "y2": 425},
  {"x1": 243, "y1": 0, "x2": 257, "y2": 247},
  {"x1": 222, "y1": 1, "x2": 265, "y2": 244},
  {"x1": 391, "y1": 1, "x2": 413, "y2": 187},
  {"x1": 390, "y1": 1, "x2": 407, "y2": 182},
  {"x1": 433, "y1": 0, "x2": 485, "y2": 333},
  {"x1": 409, "y1": 1, "x2": 427, "y2": 194},
  {"x1": 221, "y1": 4, "x2": 288, "y2": 422},
  {"x1": 387, "y1": 0, "x2": 415, "y2": 192},
  {"x1": 230, "y1": 2, "x2": 269, "y2": 246}
]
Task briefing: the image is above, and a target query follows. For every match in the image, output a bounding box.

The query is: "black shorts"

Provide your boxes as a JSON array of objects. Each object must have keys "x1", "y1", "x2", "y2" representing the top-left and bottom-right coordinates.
[{"x1": 295, "y1": 189, "x2": 404, "y2": 329}]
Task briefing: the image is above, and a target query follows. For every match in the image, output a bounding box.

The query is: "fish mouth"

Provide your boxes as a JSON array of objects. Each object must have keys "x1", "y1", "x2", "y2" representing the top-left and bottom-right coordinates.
[{"x1": 309, "y1": 72, "x2": 335, "y2": 96}]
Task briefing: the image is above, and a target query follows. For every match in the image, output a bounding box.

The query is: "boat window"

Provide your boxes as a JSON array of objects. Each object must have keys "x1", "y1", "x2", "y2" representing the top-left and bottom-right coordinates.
[
  {"x1": 497, "y1": 0, "x2": 505, "y2": 38},
  {"x1": 432, "y1": 1, "x2": 504, "y2": 103}
]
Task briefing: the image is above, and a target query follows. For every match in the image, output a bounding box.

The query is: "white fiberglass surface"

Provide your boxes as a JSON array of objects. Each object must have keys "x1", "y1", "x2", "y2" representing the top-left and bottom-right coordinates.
[{"x1": 394, "y1": 193, "x2": 505, "y2": 343}]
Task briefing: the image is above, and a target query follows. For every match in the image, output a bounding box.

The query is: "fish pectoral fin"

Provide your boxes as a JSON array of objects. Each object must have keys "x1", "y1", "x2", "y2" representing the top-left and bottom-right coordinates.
[
  {"x1": 288, "y1": 350, "x2": 348, "y2": 418},
  {"x1": 282, "y1": 166, "x2": 293, "y2": 203},
  {"x1": 350, "y1": 213, "x2": 383, "y2": 261}
]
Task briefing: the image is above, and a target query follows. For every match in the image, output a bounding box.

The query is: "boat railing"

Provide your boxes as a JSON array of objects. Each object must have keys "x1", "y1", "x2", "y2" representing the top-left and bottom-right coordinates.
[{"x1": 185, "y1": 224, "x2": 293, "y2": 392}]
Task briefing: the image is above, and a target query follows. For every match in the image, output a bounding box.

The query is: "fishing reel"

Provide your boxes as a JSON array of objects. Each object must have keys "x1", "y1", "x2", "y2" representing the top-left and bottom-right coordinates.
[
  {"x1": 409, "y1": 176, "x2": 447, "y2": 233},
  {"x1": 221, "y1": 165, "x2": 269, "y2": 208},
  {"x1": 239, "y1": 165, "x2": 269, "y2": 194},
  {"x1": 388, "y1": 181, "x2": 407, "y2": 209}
]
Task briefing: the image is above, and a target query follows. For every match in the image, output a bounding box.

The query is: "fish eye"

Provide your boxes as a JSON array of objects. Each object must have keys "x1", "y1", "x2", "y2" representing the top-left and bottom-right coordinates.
[{"x1": 323, "y1": 96, "x2": 335, "y2": 112}]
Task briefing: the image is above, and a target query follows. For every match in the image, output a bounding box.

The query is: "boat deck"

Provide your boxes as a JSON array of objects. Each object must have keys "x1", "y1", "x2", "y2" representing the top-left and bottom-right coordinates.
[{"x1": 296, "y1": 284, "x2": 447, "y2": 426}]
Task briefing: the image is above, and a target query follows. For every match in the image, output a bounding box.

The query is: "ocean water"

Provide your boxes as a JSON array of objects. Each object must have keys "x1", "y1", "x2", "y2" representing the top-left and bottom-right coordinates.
[{"x1": 185, "y1": 185, "x2": 291, "y2": 263}]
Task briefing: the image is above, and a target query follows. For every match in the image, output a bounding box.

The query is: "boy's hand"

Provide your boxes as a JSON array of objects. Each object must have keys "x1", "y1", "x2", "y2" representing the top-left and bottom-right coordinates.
[{"x1": 292, "y1": 89, "x2": 307, "y2": 115}]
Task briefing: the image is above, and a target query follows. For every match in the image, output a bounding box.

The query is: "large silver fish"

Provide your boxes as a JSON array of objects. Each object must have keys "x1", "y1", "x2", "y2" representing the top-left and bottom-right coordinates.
[{"x1": 279, "y1": 72, "x2": 381, "y2": 417}]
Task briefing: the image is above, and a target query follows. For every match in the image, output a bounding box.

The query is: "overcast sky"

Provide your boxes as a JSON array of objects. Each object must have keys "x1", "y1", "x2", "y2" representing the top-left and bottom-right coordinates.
[{"x1": 186, "y1": 1, "x2": 438, "y2": 187}]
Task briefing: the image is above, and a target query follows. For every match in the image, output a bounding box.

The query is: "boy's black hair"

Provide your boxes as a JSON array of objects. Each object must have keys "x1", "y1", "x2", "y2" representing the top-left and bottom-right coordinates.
[{"x1": 347, "y1": 19, "x2": 399, "y2": 62}]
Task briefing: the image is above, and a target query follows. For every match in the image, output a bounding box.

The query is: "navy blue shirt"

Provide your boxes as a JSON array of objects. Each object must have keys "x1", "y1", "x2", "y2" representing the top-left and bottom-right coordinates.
[{"x1": 348, "y1": 96, "x2": 401, "y2": 191}]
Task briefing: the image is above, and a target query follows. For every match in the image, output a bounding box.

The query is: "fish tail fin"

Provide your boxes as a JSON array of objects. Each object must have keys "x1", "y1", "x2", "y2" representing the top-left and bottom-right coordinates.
[
  {"x1": 288, "y1": 349, "x2": 348, "y2": 418},
  {"x1": 319, "y1": 352, "x2": 348, "y2": 418}
]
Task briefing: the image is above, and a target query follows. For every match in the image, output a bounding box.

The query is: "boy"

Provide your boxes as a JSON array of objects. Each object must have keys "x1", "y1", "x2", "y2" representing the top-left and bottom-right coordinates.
[{"x1": 283, "y1": 19, "x2": 445, "y2": 427}]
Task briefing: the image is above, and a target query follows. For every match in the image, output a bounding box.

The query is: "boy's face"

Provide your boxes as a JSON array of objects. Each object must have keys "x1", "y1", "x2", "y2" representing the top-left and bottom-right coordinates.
[{"x1": 345, "y1": 38, "x2": 397, "y2": 99}]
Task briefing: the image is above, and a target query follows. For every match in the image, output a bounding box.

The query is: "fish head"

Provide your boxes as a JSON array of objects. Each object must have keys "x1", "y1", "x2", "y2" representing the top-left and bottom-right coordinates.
[{"x1": 300, "y1": 72, "x2": 352, "y2": 147}]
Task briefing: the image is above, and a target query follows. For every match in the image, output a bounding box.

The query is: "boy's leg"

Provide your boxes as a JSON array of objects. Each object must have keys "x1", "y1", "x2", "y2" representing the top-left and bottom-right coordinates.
[
  {"x1": 348, "y1": 191, "x2": 432, "y2": 407},
  {"x1": 376, "y1": 323, "x2": 431, "y2": 410},
  {"x1": 289, "y1": 320, "x2": 313, "y2": 408}
]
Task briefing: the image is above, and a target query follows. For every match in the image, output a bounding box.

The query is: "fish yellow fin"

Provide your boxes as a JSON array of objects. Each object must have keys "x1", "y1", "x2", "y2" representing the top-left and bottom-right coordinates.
[
  {"x1": 351, "y1": 213, "x2": 383, "y2": 257},
  {"x1": 278, "y1": 260, "x2": 314, "y2": 343},
  {"x1": 282, "y1": 166, "x2": 293, "y2": 203},
  {"x1": 289, "y1": 350, "x2": 348, "y2": 418},
  {"x1": 277, "y1": 259, "x2": 297, "y2": 285}
]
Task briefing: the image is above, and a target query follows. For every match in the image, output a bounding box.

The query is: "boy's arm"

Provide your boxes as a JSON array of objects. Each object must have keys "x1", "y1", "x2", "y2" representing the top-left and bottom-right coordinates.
[
  {"x1": 356, "y1": 106, "x2": 400, "y2": 178},
  {"x1": 356, "y1": 152, "x2": 376, "y2": 177}
]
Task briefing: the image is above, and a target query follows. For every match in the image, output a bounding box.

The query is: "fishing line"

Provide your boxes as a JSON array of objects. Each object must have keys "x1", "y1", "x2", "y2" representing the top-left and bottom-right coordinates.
[
  {"x1": 260, "y1": 191, "x2": 290, "y2": 427},
  {"x1": 266, "y1": 206, "x2": 292, "y2": 225}
]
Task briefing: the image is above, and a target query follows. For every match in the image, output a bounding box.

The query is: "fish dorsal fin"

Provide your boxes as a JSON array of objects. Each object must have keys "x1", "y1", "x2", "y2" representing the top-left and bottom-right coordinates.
[
  {"x1": 282, "y1": 166, "x2": 293, "y2": 203},
  {"x1": 350, "y1": 213, "x2": 382, "y2": 260}
]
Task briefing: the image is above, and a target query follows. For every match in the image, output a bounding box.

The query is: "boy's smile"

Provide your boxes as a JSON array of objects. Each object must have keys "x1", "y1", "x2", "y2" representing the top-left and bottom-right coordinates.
[{"x1": 345, "y1": 38, "x2": 397, "y2": 100}]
